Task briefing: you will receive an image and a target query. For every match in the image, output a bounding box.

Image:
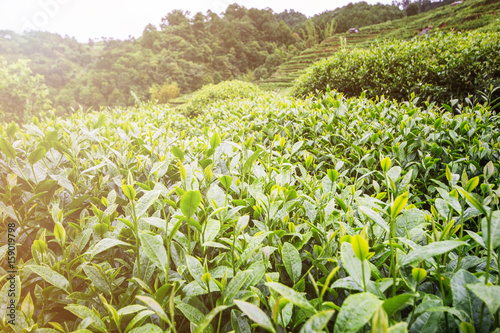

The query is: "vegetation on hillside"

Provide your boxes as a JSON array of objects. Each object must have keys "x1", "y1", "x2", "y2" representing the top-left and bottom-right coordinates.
[
  {"x1": 293, "y1": 31, "x2": 500, "y2": 106},
  {"x1": 259, "y1": 0, "x2": 500, "y2": 90},
  {"x1": 0, "y1": 57, "x2": 52, "y2": 123},
  {"x1": 0, "y1": 1, "x2": 407, "y2": 117}
]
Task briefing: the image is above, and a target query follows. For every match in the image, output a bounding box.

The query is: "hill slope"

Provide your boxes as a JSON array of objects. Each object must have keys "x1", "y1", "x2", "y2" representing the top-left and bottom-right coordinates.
[{"x1": 258, "y1": 0, "x2": 500, "y2": 90}]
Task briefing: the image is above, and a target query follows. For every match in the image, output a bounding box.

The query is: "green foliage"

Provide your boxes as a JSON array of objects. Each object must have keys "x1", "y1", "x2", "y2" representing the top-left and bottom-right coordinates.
[
  {"x1": 0, "y1": 57, "x2": 51, "y2": 123},
  {"x1": 406, "y1": 3, "x2": 420, "y2": 16},
  {"x1": 1, "y1": 83, "x2": 500, "y2": 332},
  {"x1": 149, "y1": 81, "x2": 180, "y2": 103},
  {"x1": 293, "y1": 31, "x2": 500, "y2": 106},
  {"x1": 181, "y1": 80, "x2": 263, "y2": 115}
]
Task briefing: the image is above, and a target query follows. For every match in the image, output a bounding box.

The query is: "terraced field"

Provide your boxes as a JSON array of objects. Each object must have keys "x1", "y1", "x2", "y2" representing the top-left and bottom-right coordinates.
[{"x1": 258, "y1": 0, "x2": 500, "y2": 91}]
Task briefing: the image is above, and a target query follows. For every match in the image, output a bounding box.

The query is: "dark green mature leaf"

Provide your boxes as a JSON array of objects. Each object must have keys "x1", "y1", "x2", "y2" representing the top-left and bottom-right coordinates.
[
  {"x1": 193, "y1": 305, "x2": 227, "y2": 333},
  {"x1": 28, "y1": 146, "x2": 46, "y2": 164},
  {"x1": 359, "y1": 206, "x2": 389, "y2": 232},
  {"x1": 242, "y1": 149, "x2": 261, "y2": 174},
  {"x1": 65, "y1": 305, "x2": 107, "y2": 333},
  {"x1": 282, "y1": 242, "x2": 301, "y2": 283},
  {"x1": 400, "y1": 240, "x2": 467, "y2": 266},
  {"x1": 223, "y1": 270, "x2": 253, "y2": 304},
  {"x1": 186, "y1": 254, "x2": 205, "y2": 289},
  {"x1": 231, "y1": 310, "x2": 252, "y2": 333},
  {"x1": 139, "y1": 234, "x2": 168, "y2": 272},
  {"x1": 266, "y1": 282, "x2": 315, "y2": 311},
  {"x1": 27, "y1": 265, "x2": 70, "y2": 292},
  {"x1": 466, "y1": 283, "x2": 500, "y2": 315},
  {"x1": 175, "y1": 302, "x2": 204, "y2": 325},
  {"x1": 383, "y1": 293, "x2": 416, "y2": 316},
  {"x1": 0, "y1": 137, "x2": 16, "y2": 159},
  {"x1": 481, "y1": 211, "x2": 500, "y2": 249},
  {"x1": 172, "y1": 146, "x2": 184, "y2": 161},
  {"x1": 180, "y1": 190, "x2": 202, "y2": 218},
  {"x1": 452, "y1": 270, "x2": 491, "y2": 332},
  {"x1": 136, "y1": 295, "x2": 170, "y2": 324},
  {"x1": 340, "y1": 242, "x2": 370, "y2": 289},
  {"x1": 299, "y1": 310, "x2": 335, "y2": 333},
  {"x1": 135, "y1": 190, "x2": 161, "y2": 218},
  {"x1": 128, "y1": 324, "x2": 164, "y2": 333},
  {"x1": 234, "y1": 300, "x2": 276, "y2": 333},
  {"x1": 334, "y1": 292, "x2": 381, "y2": 333},
  {"x1": 86, "y1": 238, "x2": 130, "y2": 260}
]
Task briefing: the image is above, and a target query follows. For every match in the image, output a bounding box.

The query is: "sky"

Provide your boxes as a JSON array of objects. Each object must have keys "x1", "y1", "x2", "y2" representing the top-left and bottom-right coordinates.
[{"x1": 0, "y1": 0, "x2": 394, "y2": 42}]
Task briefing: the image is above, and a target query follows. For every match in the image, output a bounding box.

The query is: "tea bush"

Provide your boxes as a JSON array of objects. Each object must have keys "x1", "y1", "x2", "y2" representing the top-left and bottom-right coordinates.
[
  {"x1": 1, "y1": 89, "x2": 500, "y2": 332},
  {"x1": 181, "y1": 80, "x2": 264, "y2": 116},
  {"x1": 293, "y1": 31, "x2": 500, "y2": 106}
]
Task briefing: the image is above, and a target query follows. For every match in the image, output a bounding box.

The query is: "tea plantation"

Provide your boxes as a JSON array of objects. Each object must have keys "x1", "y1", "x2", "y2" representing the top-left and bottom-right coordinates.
[{"x1": 1, "y1": 36, "x2": 500, "y2": 333}]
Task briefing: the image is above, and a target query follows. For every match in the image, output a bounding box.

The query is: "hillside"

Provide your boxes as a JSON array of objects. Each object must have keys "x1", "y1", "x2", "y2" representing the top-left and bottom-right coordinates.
[{"x1": 258, "y1": 0, "x2": 500, "y2": 90}]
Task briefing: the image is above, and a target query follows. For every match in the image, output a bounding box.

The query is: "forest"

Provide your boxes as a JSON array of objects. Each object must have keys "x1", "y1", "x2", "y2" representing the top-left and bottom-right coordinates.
[{"x1": 0, "y1": 1, "x2": 404, "y2": 120}]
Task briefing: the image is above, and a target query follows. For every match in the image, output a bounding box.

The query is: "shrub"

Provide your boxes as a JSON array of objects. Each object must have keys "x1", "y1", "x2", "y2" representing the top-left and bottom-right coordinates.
[
  {"x1": 181, "y1": 80, "x2": 263, "y2": 115},
  {"x1": 292, "y1": 31, "x2": 500, "y2": 106},
  {"x1": 406, "y1": 2, "x2": 420, "y2": 16}
]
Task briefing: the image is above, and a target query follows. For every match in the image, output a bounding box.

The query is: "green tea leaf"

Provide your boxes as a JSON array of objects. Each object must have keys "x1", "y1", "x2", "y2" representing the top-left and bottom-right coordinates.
[
  {"x1": 122, "y1": 185, "x2": 136, "y2": 201},
  {"x1": 136, "y1": 295, "x2": 170, "y2": 324},
  {"x1": 86, "y1": 238, "x2": 130, "y2": 260},
  {"x1": 180, "y1": 190, "x2": 202, "y2": 218},
  {"x1": 400, "y1": 240, "x2": 467, "y2": 266},
  {"x1": 299, "y1": 310, "x2": 335, "y2": 333},
  {"x1": 231, "y1": 310, "x2": 252, "y2": 333},
  {"x1": 128, "y1": 323, "x2": 164, "y2": 333},
  {"x1": 135, "y1": 190, "x2": 161, "y2": 218},
  {"x1": 340, "y1": 242, "x2": 370, "y2": 289},
  {"x1": 27, "y1": 264, "x2": 70, "y2": 292},
  {"x1": 391, "y1": 192, "x2": 408, "y2": 220},
  {"x1": 65, "y1": 305, "x2": 107, "y2": 333},
  {"x1": 266, "y1": 282, "x2": 315, "y2": 312},
  {"x1": 481, "y1": 211, "x2": 500, "y2": 249},
  {"x1": 282, "y1": 242, "x2": 302, "y2": 283},
  {"x1": 139, "y1": 233, "x2": 168, "y2": 272},
  {"x1": 242, "y1": 149, "x2": 261, "y2": 175},
  {"x1": 28, "y1": 146, "x2": 46, "y2": 164},
  {"x1": 383, "y1": 293, "x2": 415, "y2": 317},
  {"x1": 334, "y1": 292, "x2": 381, "y2": 333},
  {"x1": 466, "y1": 283, "x2": 500, "y2": 315},
  {"x1": 359, "y1": 206, "x2": 389, "y2": 233},
  {"x1": 234, "y1": 300, "x2": 276, "y2": 333},
  {"x1": 193, "y1": 305, "x2": 227, "y2": 333},
  {"x1": 0, "y1": 137, "x2": 16, "y2": 159}
]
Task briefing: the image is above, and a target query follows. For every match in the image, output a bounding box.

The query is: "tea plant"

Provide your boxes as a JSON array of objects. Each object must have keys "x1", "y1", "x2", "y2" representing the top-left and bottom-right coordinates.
[
  {"x1": 293, "y1": 31, "x2": 500, "y2": 107},
  {"x1": 0, "y1": 90, "x2": 499, "y2": 332}
]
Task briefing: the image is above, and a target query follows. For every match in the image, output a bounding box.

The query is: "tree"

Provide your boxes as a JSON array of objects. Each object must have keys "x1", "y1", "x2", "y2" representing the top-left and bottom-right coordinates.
[
  {"x1": 0, "y1": 57, "x2": 51, "y2": 123},
  {"x1": 406, "y1": 3, "x2": 419, "y2": 16}
]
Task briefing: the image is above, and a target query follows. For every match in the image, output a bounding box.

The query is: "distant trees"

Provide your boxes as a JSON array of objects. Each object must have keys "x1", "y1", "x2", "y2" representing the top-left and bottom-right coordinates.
[
  {"x1": 406, "y1": 3, "x2": 420, "y2": 16},
  {"x1": 0, "y1": 57, "x2": 51, "y2": 123},
  {"x1": 0, "y1": 2, "x2": 404, "y2": 113}
]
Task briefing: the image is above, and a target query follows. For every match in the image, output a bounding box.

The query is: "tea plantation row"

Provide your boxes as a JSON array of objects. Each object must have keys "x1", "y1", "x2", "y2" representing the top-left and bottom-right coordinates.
[{"x1": 0, "y1": 88, "x2": 500, "y2": 332}]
